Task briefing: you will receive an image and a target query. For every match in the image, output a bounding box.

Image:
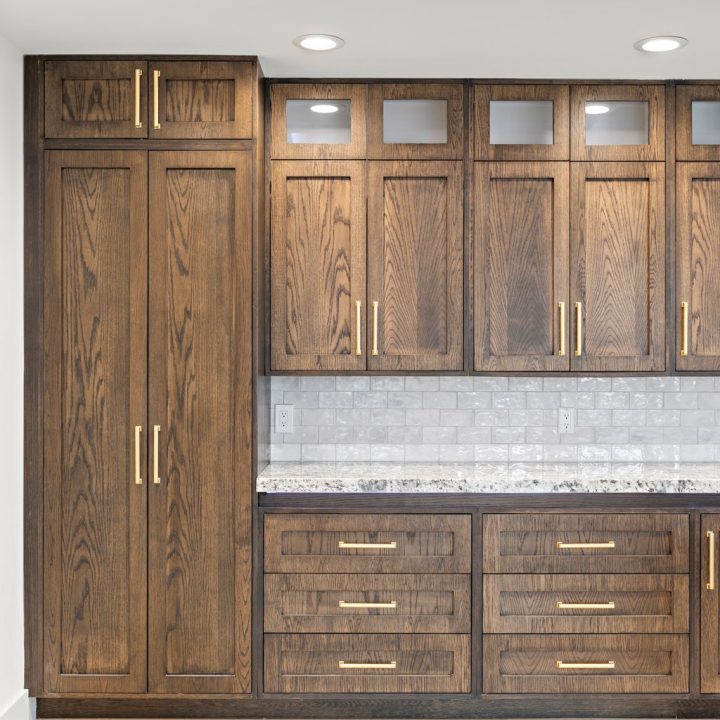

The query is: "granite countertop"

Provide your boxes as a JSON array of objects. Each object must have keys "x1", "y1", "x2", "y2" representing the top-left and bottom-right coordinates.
[{"x1": 256, "y1": 461, "x2": 720, "y2": 494}]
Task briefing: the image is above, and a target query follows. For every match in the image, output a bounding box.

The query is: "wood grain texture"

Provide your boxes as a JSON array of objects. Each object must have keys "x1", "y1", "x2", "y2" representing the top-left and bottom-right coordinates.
[
  {"x1": 483, "y1": 513, "x2": 689, "y2": 574},
  {"x1": 264, "y1": 514, "x2": 471, "y2": 574},
  {"x1": 45, "y1": 60, "x2": 147, "y2": 139},
  {"x1": 483, "y1": 573, "x2": 689, "y2": 634},
  {"x1": 367, "y1": 161, "x2": 463, "y2": 370},
  {"x1": 701, "y1": 514, "x2": 720, "y2": 692},
  {"x1": 367, "y1": 84, "x2": 464, "y2": 159},
  {"x1": 270, "y1": 160, "x2": 366, "y2": 371},
  {"x1": 473, "y1": 84, "x2": 569, "y2": 160},
  {"x1": 150, "y1": 61, "x2": 253, "y2": 139},
  {"x1": 43, "y1": 150, "x2": 148, "y2": 693},
  {"x1": 570, "y1": 85, "x2": 665, "y2": 161},
  {"x1": 148, "y1": 151, "x2": 253, "y2": 694},
  {"x1": 570, "y1": 162, "x2": 665, "y2": 371},
  {"x1": 474, "y1": 161, "x2": 569, "y2": 371},
  {"x1": 676, "y1": 85, "x2": 720, "y2": 161},
  {"x1": 264, "y1": 573, "x2": 470, "y2": 633},
  {"x1": 483, "y1": 634, "x2": 688, "y2": 694},
  {"x1": 264, "y1": 634, "x2": 471, "y2": 694}
]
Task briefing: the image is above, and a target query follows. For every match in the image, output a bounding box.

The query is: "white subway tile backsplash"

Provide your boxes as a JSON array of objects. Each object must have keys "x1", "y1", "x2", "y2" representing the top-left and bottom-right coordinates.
[
  {"x1": 388, "y1": 391, "x2": 423, "y2": 408},
  {"x1": 422, "y1": 391, "x2": 458, "y2": 409}
]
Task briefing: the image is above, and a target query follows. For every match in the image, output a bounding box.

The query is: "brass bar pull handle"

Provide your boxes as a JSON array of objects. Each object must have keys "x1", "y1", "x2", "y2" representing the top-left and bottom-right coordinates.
[
  {"x1": 574, "y1": 301, "x2": 583, "y2": 356},
  {"x1": 557, "y1": 540, "x2": 616, "y2": 549},
  {"x1": 355, "y1": 300, "x2": 362, "y2": 355},
  {"x1": 556, "y1": 660, "x2": 615, "y2": 670},
  {"x1": 558, "y1": 301, "x2": 566, "y2": 356},
  {"x1": 134, "y1": 69, "x2": 143, "y2": 128},
  {"x1": 371, "y1": 301, "x2": 379, "y2": 356},
  {"x1": 681, "y1": 301, "x2": 689, "y2": 357},
  {"x1": 134, "y1": 425, "x2": 143, "y2": 485},
  {"x1": 708, "y1": 530, "x2": 716, "y2": 591},
  {"x1": 338, "y1": 540, "x2": 397, "y2": 549},
  {"x1": 339, "y1": 660, "x2": 397, "y2": 670},
  {"x1": 556, "y1": 601, "x2": 615, "y2": 610},
  {"x1": 339, "y1": 600, "x2": 397, "y2": 609},
  {"x1": 153, "y1": 425, "x2": 161, "y2": 484},
  {"x1": 153, "y1": 69, "x2": 161, "y2": 129}
]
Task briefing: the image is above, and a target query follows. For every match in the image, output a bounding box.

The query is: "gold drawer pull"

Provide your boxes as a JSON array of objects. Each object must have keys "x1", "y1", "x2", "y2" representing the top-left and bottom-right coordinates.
[
  {"x1": 556, "y1": 540, "x2": 616, "y2": 549},
  {"x1": 339, "y1": 600, "x2": 397, "y2": 609},
  {"x1": 355, "y1": 300, "x2": 363, "y2": 355},
  {"x1": 153, "y1": 69, "x2": 161, "y2": 129},
  {"x1": 574, "y1": 301, "x2": 583, "y2": 356},
  {"x1": 680, "y1": 301, "x2": 689, "y2": 357},
  {"x1": 557, "y1": 660, "x2": 615, "y2": 670},
  {"x1": 339, "y1": 660, "x2": 397, "y2": 670},
  {"x1": 557, "y1": 301, "x2": 566, "y2": 356},
  {"x1": 338, "y1": 540, "x2": 397, "y2": 549},
  {"x1": 134, "y1": 425, "x2": 143, "y2": 485},
  {"x1": 708, "y1": 530, "x2": 716, "y2": 591},
  {"x1": 134, "y1": 69, "x2": 143, "y2": 128},
  {"x1": 557, "y1": 601, "x2": 615, "y2": 610}
]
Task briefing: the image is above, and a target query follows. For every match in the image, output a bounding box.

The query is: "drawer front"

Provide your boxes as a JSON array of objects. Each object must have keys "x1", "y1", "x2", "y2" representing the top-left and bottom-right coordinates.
[
  {"x1": 483, "y1": 513, "x2": 689, "y2": 573},
  {"x1": 483, "y1": 634, "x2": 688, "y2": 694},
  {"x1": 265, "y1": 514, "x2": 471, "y2": 573},
  {"x1": 265, "y1": 574, "x2": 470, "y2": 633},
  {"x1": 484, "y1": 574, "x2": 689, "y2": 634},
  {"x1": 264, "y1": 633, "x2": 471, "y2": 693}
]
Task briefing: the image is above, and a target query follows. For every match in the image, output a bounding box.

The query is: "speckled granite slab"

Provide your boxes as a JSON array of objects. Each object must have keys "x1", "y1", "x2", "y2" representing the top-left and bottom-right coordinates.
[{"x1": 256, "y1": 461, "x2": 720, "y2": 494}]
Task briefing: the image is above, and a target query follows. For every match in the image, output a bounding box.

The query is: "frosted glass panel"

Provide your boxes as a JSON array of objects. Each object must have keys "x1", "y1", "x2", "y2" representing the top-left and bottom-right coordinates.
[
  {"x1": 489, "y1": 101, "x2": 554, "y2": 145},
  {"x1": 383, "y1": 99, "x2": 448, "y2": 144},
  {"x1": 585, "y1": 101, "x2": 648, "y2": 145},
  {"x1": 286, "y1": 99, "x2": 351, "y2": 144},
  {"x1": 692, "y1": 101, "x2": 720, "y2": 145}
]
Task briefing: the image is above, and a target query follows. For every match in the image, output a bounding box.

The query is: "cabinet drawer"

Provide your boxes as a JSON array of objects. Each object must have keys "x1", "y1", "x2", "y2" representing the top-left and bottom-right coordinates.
[
  {"x1": 265, "y1": 574, "x2": 470, "y2": 633},
  {"x1": 264, "y1": 633, "x2": 471, "y2": 693},
  {"x1": 265, "y1": 514, "x2": 471, "y2": 573},
  {"x1": 484, "y1": 574, "x2": 689, "y2": 634},
  {"x1": 484, "y1": 634, "x2": 688, "y2": 694},
  {"x1": 483, "y1": 514, "x2": 689, "y2": 573}
]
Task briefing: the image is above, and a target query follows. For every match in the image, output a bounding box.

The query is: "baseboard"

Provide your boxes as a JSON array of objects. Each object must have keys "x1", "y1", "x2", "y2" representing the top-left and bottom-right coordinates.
[{"x1": 1, "y1": 691, "x2": 33, "y2": 720}]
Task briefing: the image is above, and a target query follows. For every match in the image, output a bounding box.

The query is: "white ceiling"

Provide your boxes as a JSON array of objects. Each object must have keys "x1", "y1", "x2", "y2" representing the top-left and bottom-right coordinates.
[{"x1": 1, "y1": 0, "x2": 719, "y2": 79}]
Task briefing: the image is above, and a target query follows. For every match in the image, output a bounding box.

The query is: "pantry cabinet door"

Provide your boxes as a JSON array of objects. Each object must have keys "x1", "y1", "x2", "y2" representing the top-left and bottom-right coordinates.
[{"x1": 702, "y1": 514, "x2": 720, "y2": 693}]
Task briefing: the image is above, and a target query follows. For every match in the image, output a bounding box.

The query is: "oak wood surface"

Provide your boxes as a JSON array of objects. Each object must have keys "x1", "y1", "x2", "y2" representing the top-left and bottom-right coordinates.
[
  {"x1": 676, "y1": 85, "x2": 720, "y2": 161},
  {"x1": 701, "y1": 514, "x2": 720, "y2": 692}
]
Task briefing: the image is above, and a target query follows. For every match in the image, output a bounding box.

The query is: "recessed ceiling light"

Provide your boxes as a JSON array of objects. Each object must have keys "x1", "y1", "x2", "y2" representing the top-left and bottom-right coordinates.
[
  {"x1": 310, "y1": 104, "x2": 339, "y2": 114},
  {"x1": 293, "y1": 34, "x2": 345, "y2": 51},
  {"x1": 634, "y1": 35, "x2": 688, "y2": 53},
  {"x1": 585, "y1": 104, "x2": 611, "y2": 115}
]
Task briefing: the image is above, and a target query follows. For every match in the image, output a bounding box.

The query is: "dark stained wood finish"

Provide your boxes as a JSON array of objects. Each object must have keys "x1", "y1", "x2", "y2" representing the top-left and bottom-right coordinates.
[
  {"x1": 148, "y1": 151, "x2": 253, "y2": 694},
  {"x1": 483, "y1": 634, "x2": 688, "y2": 694},
  {"x1": 264, "y1": 634, "x2": 471, "y2": 694},
  {"x1": 264, "y1": 514, "x2": 471, "y2": 574},
  {"x1": 270, "y1": 160, "x2": 367, "y2": 371},
  {"x1": 43, "y1": 150, "x2": 148, "y2": 693},
  {"x1": 676, "y1": 162, "x2": 720, "y2": 370},
  {"x1": 367, "y1": 161, "x2": 463, "y2": 370},
  {"x1": 367, "y1": 84, "x2": 464, "y2": 159},
  {"x1": 570, "y1": 85, "x2": 665, "y2": 161},
  {"x1": 484, "y1": 573, "x2": 689, "y2": 634},
  {"x1": 271, "y1": 84, "x2": 367, "y2": 159},
  {"x1": 483, "y1": 513, "x2": 689, "y2": 574},
  {"x1": 474, "y1": 161, "x2": 569, "y2": 371},
  {"x1": 676, "y1": 85, "x2": 720, "y2": 161},
  {"x1": 473, "y1": 84, "x2": 570, "y2": 160},
  {"x1": 150, "y1": 61, "x2": 253, "y2": 139},
  {"x1": 45, "y1": 60, "x2": 148, "y2": 139},
  {"x1": 570, "y1": 162, "x2": 665, "y2": 372},
  {"x1": 701, "y1": 514, "x2": 720, "y2": 693},
  {"x1": 264, "y1": 574, "x2": 470, "y2": 634}
]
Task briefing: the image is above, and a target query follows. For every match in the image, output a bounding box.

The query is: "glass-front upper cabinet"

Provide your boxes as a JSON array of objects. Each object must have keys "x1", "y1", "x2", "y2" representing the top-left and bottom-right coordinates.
[
  {"x1": 367, "y1": 83, "x2": 464, "y2": 159},
  {"x1": 571, "y1": 85, "x2": 665, "y2": 161},
  {"x1": 676, "y1": 85, "x2": 720, "y2": 160},
  {"x1": 473, "y1": 85, "x2": 569, "y2": 160},
  {"x1": 271, "y1": 83, "x2": 367, "y2": 159}
]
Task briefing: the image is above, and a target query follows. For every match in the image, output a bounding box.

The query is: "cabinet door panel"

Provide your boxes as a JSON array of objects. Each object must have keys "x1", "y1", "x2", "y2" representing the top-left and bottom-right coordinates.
[
  {"x1": 702, "y1": 514, "x2": 720, "y2": 693},
  {"x1": 475, "y1": 162, "x2": 569, "y2": 371},
  {"x1": 368, "y1": 161, "x2": 463, "y2": 371},
  {"x1": 148, "y1": 152, "x2": 252, "y2": 694},
  {"x1": 271, "y1": 160, "x2": 366, "y2": 371},
  {"x1": 43, "y1": 151, "x2": 147, "y2": 693},
  {"x1": 570, "y1": 162, "x2": 665, "y2": 372},
  {"x1": 676, "y1": 85, "x2": 720, "y2": 161}
]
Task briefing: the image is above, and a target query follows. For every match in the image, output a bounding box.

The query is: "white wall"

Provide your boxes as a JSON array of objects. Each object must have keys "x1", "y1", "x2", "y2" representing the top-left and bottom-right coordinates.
[{"x1": 0, "y1": 32, "x2": 29, "y2": 720}]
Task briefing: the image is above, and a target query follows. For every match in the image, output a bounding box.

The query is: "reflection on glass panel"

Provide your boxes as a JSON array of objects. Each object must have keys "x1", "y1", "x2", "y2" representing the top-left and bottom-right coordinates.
[
  {"x1": 286, "y1": 99, "x2": 351, "y2": 144},
  {"x1": 584, "y1": 101, "x2": 648, "y2": 145},
  {"x1": 489, "y1": 101, "x2": 554, "y2": 145},
  {"x1": 692, "y1": 101, "x2": 720, "y2": 145},
  {"x1": 383, "y1": 99, "x2": 448, "y2": 144}
]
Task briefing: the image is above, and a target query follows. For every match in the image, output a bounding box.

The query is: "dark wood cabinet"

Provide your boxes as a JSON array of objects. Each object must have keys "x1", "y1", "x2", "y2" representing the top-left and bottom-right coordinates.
[
  {"x1": 676, "y1": 85, "x2": 720, "y2": 161},
  {"x1": 702, "y1": 515, "x2": 720, "y2": 693}
]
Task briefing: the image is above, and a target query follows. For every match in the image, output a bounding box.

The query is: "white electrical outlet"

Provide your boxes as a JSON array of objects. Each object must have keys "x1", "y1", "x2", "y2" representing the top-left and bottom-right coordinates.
[
  {"x1": 275, "y1": 404, "x2": 294, "y2": 434},
  {"x1": 558, "y1": 408, "x2": 575, "y2": 434}
]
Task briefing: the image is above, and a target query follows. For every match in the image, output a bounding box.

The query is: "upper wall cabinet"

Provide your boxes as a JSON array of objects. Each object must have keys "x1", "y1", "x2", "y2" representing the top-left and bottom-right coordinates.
[
  {"x1": 367, "y1": 83, "x2": 464, "y2": 159},
  {"x1": 570, "y1": 85, "x2": 665, "y2": 161},
  {"x1": 271, "y1": 84, "x2": 367, "y2": 159},
  {"x1": 473, "y1": 85, "x2": 569, "y2": 160},
  {"x1": 676, "y1": 85, "x2": 720, "y2": 160}
]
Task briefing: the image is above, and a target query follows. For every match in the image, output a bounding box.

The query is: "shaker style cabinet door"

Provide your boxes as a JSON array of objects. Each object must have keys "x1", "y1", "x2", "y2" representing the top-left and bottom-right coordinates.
[
  {"x1": 570, "y1": 162, "x2": 665, "y2": 372},
  {"x1": 271, "y1": 160, "x2": 367, "y2": 371},
  {"x1": 43, "y1": 151, "x2": 148, "y2": 693},
  {"x1": 676, "y1": 85, "x2": 720, "y2": 161},
  {"x1": 474, "y1": 162, "x2": 569, "y2": 371},
  {"x1": 367, "y1": 161, "x2": 463, "y2": 371},
  {"x1": 148, "y1": 152, "x2": 253, "y2": 694},
  {"x1": 702, "y1": 514, "x2": 720, "y2": 693}
]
